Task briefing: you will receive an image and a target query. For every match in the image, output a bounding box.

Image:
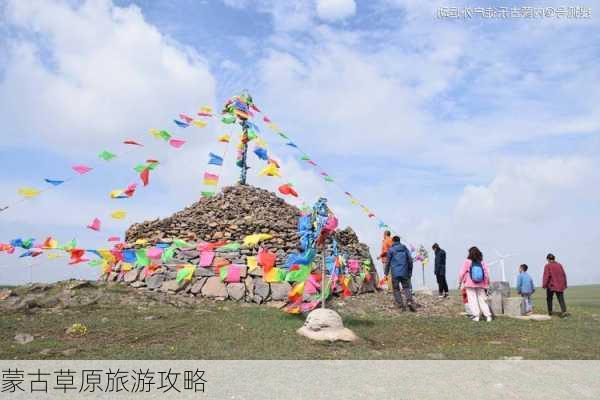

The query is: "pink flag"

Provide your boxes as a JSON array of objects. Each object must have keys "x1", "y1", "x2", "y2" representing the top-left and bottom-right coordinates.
[
  {"x1": 147, "y1": 247, "x2": 163, "y2": 259},
  {"x1": 169, "y1": 139, "x2": 186, "y2": 148},
  {"x1": 308, "y1": 160, "x2": 317, "y2": 166},
  {"x1": 203, "y1": 172, "x2": 219, "y2": 181},
  {"x1": 199, "y1": 251, "x2": 215, "y2": 267},
  {"x1": 73, "y1": 165, "x2": 92, "y2": 174},
  {"x1": 348, "y1": 259, "x2": 360, "y2": 273},
  {"x1": 225, "y1": 265, "x2": 242, "y2": 283},
  {"x1": 87, "y1": 218, "x2": 101, "y2": 231},
  {"x1": 108, "y1": 236, "x2": 120, "y2": 242},
  {"x1": 179, "y1": 114, "x2": 194, "y2": 123},
  {"x1": 263, "y1": 116, "x2": 271, "y2": 123}
]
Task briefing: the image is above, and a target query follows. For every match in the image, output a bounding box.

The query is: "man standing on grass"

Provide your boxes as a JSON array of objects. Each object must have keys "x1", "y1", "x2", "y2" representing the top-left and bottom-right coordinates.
[
  {"x1": 385, "y1": 236, "x2": 416, "y2": 312},
  {"x1": 543, "y1": 253, "x2": 569, "y2": 318},
  {"x1": 432, "y1": 243, "x2": 448, "y2": 298}
]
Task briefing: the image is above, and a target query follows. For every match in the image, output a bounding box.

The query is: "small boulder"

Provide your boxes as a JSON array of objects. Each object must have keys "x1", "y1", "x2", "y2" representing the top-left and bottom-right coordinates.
[
  {"x1": 253, "y1": 278, "x2": 270, "y2": 300},
  {"x1": 130, "y1": 281, "x2": 146, "y2": 288},
  {"x1": 124, "y1": 269, "x2": 140, "y2": 283},
  {"x1": 297, "y1": 308, "x2": 358, "y2": 342},
  {"x1": 270, "y1": 282, "x2": 291, "y2": 301},
  {"x1": 190, "y1": 278, "x2": 208, "y2": 295},
  {"x1": 196, "y1": 267, "x2": 215, "y2": 277},
  {"x1": 14, "y1": 333, "x2": 34, "y2": 345},
  {"x1": 201, "y1": 277, "x2": 228, "y2": 298},
  {"x1": 227, "y1": 283, "x2": 245, "y2": 301},
  {"x1": 146, "y1": 274, "x2": 166, "y2": 290},
  {"x1": 161, "y1": 280, "x2": 185, "y2": 293}
]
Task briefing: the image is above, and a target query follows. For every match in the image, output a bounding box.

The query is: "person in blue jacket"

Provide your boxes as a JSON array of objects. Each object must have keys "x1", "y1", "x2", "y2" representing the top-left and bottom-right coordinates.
[
  {"x1": 385, "y1": 236, "x2": 416, "y2": 312},
  {"x1": 516, "y1": 264, "x2": 535, "y2": 315}
]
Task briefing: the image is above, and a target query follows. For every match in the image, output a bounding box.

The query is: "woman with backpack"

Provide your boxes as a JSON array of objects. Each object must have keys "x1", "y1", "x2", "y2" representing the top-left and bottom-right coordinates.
[{"x1": 458, "y1": 246, "x2": 492, "y2": 322}]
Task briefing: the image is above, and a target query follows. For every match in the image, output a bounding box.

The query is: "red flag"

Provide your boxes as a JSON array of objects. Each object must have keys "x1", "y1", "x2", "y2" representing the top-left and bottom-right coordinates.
[
  {"x1": 87, "y1": 218, "x2": 101, "y2": 231},
  {"x1": 124, "y1": 140, "x2": 143, "y2": 146},
  {"x1": 140, "y1": 168, "x2": 149, "y2": 186},
  {"x1": 278, "y1": 184, "x2": 298, "y2": 197},
  {"x1": 69, "y1": 249, "x2": 89, "y2": 264},
  {"x1": 124, "y1": 183, "x2": 137, "y2": 197}
]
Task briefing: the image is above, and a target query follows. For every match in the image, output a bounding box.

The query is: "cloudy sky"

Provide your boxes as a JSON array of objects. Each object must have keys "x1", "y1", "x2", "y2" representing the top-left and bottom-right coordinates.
[{"x1": 0, "y1": 0, "x2": 598, "y2": 287}]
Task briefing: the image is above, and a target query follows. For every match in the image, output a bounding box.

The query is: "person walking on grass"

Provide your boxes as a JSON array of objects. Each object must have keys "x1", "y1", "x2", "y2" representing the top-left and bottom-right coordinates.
[
  {"x1": 543, "y1": 253, "x2": 569, "y2": 317},
  {"x1": 385, "y1": 236, "x2": 416, "y2": 312},
  {"x1": 432, "y1": 243, "x2": 448, "y2": 298},
  {"x1": 458, "y1": 246, "x2": 492, "y2": 322},
  {"x1": 516, "y1": 264, "x2": 535, "y2": 315}
]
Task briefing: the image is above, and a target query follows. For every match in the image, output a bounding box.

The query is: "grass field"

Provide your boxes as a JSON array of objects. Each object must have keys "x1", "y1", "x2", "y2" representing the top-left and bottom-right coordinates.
[{"x1": 1, "y1": 283, "x2": 599, "y2": 359}]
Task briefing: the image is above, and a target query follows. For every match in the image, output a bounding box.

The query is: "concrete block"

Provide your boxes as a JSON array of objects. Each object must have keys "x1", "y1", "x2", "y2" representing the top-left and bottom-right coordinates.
[{"x1": 503, "y1": 297, "x2": 523, "y2": 317}]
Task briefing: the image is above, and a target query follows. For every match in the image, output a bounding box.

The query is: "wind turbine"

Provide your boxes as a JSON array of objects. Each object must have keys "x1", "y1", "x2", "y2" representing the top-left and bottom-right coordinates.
[{"x1": 488, "y1": 249, "x2": 516, "y2": 282}]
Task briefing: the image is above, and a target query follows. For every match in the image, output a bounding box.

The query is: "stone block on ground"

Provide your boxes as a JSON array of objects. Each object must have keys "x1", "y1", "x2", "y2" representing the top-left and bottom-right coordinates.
[
  {"x1": 146, "y1": 274, "x2": 166, "y2": 290},
  {"x1": 124, "y1": 269, "x2": 140, "y2": 283},
  {"x1": 253, "y1": 278, "x2": 270, "y2": 301},
  {"x1": 503, "y1": 297, "x2": 523, "y2": 317},
  {"x1": 201, "y1": 277, "x2": 228, "y2": 298},
  {"x1": 190, "y1": 278, "x2": 208, "y2": 295},
  {"x1": 196, "y1": 267, "x2": 215, "y2": 277},
  {"x1": 160, "y1": 279, "x2": 186, "y2": 293},
  {"x1": 130, "y1": 281, "x2": 146, "y2": 288},
  {"x1": 490, "y1": 291, "x2": 504, "y2": 315},
  {"x1": 297, "y1": 308, "x2": 358, "y2": 342},
  {"x1": 489, "y1": 281, "x2": 511, "y2": 298},
  {"x1": 227, "y1": 283, "x2": 245, "y2": 301},
  {"x1": 270, "y1": 282, "x2": 291, "y2": 301}
]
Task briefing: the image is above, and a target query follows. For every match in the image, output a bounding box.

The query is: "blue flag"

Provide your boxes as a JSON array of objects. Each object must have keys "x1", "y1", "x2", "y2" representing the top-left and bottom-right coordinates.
[
  {"x1": 174, "y1": 119, "x2": 190, "y2": 128},
  {"x1": 44, "y1": 178, "x2": 64, "y2": 186},
  {"x1": 253, "y1": 147, "x2": 268, "y2": 160},
  {"x1": 208, "y1": 152, "x2": 223, "y2": 166},
  {"x1": 286, "y1": 142, "x2": 298, "y2": 148}
]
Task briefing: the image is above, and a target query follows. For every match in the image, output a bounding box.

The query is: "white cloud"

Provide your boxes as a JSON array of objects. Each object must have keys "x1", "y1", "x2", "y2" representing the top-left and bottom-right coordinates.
[
  {"x1": 316, "y1": 0, "x2": 356, "y2": 21},
  {"x1": 456, "y1": 157, "x2": 596, "y2": 224},
  {"x1": 0, "y1": 0, "x2": 216, "y2": 154}
]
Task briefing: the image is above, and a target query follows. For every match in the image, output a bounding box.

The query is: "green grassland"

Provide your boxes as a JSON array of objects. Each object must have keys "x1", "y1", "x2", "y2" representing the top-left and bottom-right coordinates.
[{"x1": 1, "y1": 283, "x2": 599, "y2": 359}]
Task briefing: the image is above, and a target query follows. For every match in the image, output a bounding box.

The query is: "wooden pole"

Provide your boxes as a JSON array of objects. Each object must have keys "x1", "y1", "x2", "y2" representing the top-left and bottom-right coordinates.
[
  {"x1": 321, "y1": 242, "x2": 326, "y2": 309},
  {"x1": 239, "y1": 123, "x2": 249, "y2": 185}
]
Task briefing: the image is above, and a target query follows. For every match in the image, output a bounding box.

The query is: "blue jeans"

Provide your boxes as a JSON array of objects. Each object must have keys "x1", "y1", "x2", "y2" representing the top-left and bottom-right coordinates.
[{"x1": 521, "y1": 293, "x2": 533, "y2": 314}]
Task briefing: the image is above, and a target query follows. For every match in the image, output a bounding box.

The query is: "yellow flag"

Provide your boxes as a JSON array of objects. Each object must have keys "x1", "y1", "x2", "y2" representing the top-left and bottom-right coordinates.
[
  {"x1": 111, "y1": 210, "x2": 127, "y2": 219},
  {"x1": 18, "y1": 188, "x2": 41, "y2": 197},
  {"x1": 47, "y1": 252, "x2": 62, "y2": 259},
  {"x1": 193, "y1": 120, "x2": 207, "y2": 128},
  {"x1": 218, "y1": 134, "x2": 230, "y2": 143},
  {"x1": 98, "y1": 249, "x2": 116, "y2": 264},
  {"x1": 121, "y1": 262, "x2": 133, "y2": 272},
  {"x1": 149, "y1": 128, "x2": 161, "y2": 139},
  {"x1": 135, "y1": 238, "x2": 148, "y2": 245},
  {"x1": 246, "y1": 256, "x2": 258, "y2": 271},
  {"x1": 199, "y1": 106, "x2": 213, "y2": 113},
  {"x1": 259, "y1": 163, "x2": 281, "y2": 177}
]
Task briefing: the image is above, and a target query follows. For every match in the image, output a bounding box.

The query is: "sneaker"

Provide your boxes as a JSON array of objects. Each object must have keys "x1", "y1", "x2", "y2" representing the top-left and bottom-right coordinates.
[
  {"x1": 472, "y1": 316, "x2": 480, "y2": 322},
  {"x1": 486, "y1": 316, "x2": 492, "y2": 322}
]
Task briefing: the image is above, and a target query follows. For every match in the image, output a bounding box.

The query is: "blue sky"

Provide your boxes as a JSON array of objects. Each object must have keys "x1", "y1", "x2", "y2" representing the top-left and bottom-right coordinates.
[{"x1": 0, "y1": 0, "x2": 598, "y2": 286}]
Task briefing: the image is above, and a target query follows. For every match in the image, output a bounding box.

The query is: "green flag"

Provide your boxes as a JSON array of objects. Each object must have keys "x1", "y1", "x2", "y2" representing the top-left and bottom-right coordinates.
[
  {"x1": 135, "y1": 248, "x2": 150, "y2": 267},
  {"x1": 219, "y1": 266, "x2": 229, "y2": 282},
  {"x1": 219, "y1": 242, "x2": 240, "y2": 251},
  {"x1": 201, "y1": 191, "x2": 214, "y2": 198},
  {"x1": 173, "y1": 238, "x2": 193, "y2": 249},
  {"x1": 159, "y1": 130, "x2": 171, "y2": 140},
  {"x1": 161, "y1": 245, "x2": 175, "y2": 263},
  {"x1": 285, "y1": 264, "x2": 311, "y2": 283},
  {"x1": 98, "y1": 150, "x2": 116, "y2": 161},
  {"x1": 134, "y1": 164, "x2": 146, "y2": 173},
  {"x1": 222, "y1": 115, "x2": 236, "y2": 124}
]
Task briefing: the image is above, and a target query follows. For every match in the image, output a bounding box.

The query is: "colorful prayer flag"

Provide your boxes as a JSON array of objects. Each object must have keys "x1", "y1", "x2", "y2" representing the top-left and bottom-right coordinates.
[
  {"x1": 203, "y1": 172, "x2": 219, "y2": 186},
  {"x1": 72, "y1": 165, "x2": 92, "y2": 174},
  {"x1": 44, "y1": 179, "x2": 64, "y2": 186},
  {"x1": 123, "y1": 140, "x2": 143, "y2": 146},
  {"x1": 169, "y1": 138, "x2": 186, "y2": 148},
  {"x1": 193, "y1": 120, "x2": 207, "y2": 128},
  {"x1": 208, "y1": 153, "x2": 223, "y2": 166},
  {"x1": 218, "y1": 134, "x2": 230, "y2": 143},
  {"x1": 98, "y1": 150, "x2": 116, "y2": 161},
  {"x1": 87, "y1": 218, "x2": 101, "y2": 231},
  {"x1": 17, "y1": 187, "x2": 41, "y2": 197},
  {"x1": 174, "y1": 119, "x2": 190, "y2": 128},
  {"x1": 110, "y1": 210, "x2": 126, "y2": 220}
]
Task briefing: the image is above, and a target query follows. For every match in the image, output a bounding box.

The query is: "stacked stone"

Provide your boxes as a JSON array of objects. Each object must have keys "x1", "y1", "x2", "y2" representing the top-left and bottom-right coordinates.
[
  {"x1": 104, "y1": 242, "x2": 377, "y2": 304},
  {"x1": 104, "y1": 184, "x2": 378, "y2": 305}
]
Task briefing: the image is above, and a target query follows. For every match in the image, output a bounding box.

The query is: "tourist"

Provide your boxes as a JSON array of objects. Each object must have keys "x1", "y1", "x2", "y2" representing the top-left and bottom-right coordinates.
[
  {"x1": 516, "y1": 264, "x2": 535, "y2": 315},
  {"x1": 458, "y1": 246, "x2": 492, "y2": 322},
  {"x1": 385, "y1": 236, "x2": 416, "y2": 312},
  {"x1": 377, "y1": 230, "x2": 393, "y2": 290},
  {"x1": 432, "y1": 243, "x2": 448, "y2": 298},
  {"x1": 542, "y1": 253, "x2": 568, "y2": 317}
]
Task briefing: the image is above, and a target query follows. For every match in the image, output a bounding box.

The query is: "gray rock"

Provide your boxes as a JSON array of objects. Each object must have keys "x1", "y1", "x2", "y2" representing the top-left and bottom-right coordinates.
[
  {"x1": 15, "y1": 333, "x2": 34, "y2": 345},
  {"x1": 248, "y1": 267, "x2": 264, "y2": 277},
  {"x1": 146, "y1": 274, "x2": 166, "y2": 290},
  {"x1": 490, "y1": 291, "x2": 504, "y2": 315},
  {"x1": 489, "y1": 281, "x2": 511, "y2": 298},
  {"x1": 124, "y1": 269, "x2": 140, "y2": 283},
  {"x1": 130, "y1": 281, "x2": 146, "y2": 288},
  {"x1": 201, "y1": 277, "x2": 228, "y2": 298},
  {"x1": 270, "y1": 282, "x2": 291, "y2": 301},
  {"x1": 503, "y1": 297, "x2": 524, "y2": 317},
  {"x1": 190, "y1": 278, "x2": 208, "y2": 295},
  {"x1": 161, "y1": 279, "x2": 186, "y2": 293},
  {"x1": 196, "y1": 267, "x2": 215, "y2": 277},
  {"x1": 244, "y1": 276, "x2": 254, "y2": 301},
  {"x1": 227, "y1": 283, "x2": 245, "y2": 301},
  {"x1": 253, "y1": 278, "x2": 270, "y2": 300}
]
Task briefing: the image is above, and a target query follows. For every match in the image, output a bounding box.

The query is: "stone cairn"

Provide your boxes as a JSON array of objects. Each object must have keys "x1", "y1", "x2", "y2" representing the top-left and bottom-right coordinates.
[{"x1": 101, "y1": 185, "x2": 376, "y2": 304}]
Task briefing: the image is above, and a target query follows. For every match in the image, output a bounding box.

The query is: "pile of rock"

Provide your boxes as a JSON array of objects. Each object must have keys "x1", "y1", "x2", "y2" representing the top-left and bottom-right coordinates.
[{"x1": 104, "y1": 185, "x2": 377, "y2": 305}]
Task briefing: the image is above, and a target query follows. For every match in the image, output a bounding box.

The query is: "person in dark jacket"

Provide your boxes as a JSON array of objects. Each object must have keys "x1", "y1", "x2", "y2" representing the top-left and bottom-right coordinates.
[
  {"x1": 385, "y1": 236, "x2": 416, "y2": 312},
  {"x1": 542, "y1": 253, "x2": 569, "y2": 317},
  {"x1": 432, "y1": 243, "x2": 448, "y2": 298}
]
